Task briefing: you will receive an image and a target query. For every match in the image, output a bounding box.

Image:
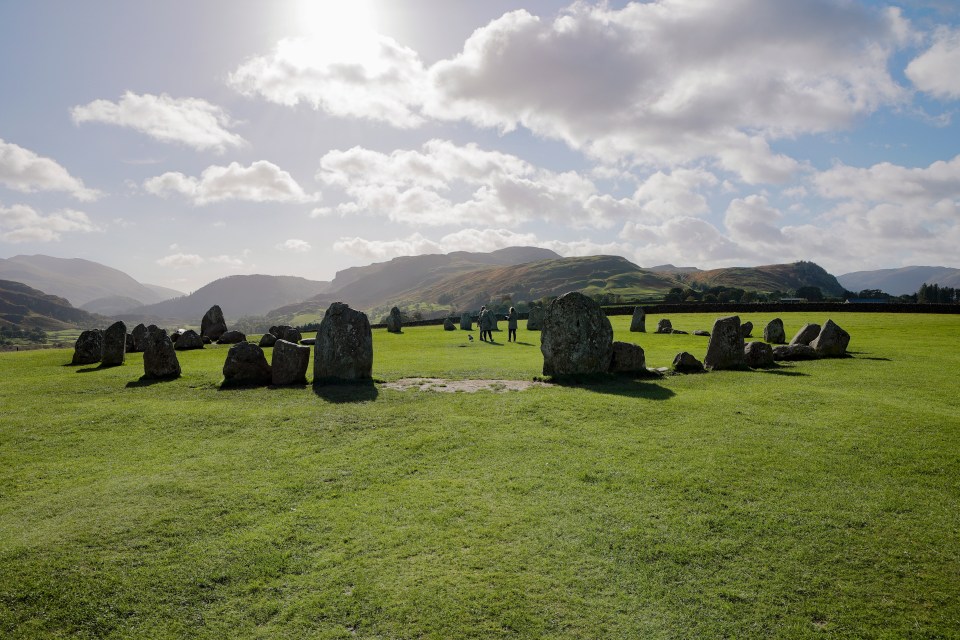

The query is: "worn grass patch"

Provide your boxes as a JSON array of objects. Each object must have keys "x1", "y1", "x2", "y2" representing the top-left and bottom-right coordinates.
[{"x1": 1, "y1": 312, "x2": 958, "y2": 638}]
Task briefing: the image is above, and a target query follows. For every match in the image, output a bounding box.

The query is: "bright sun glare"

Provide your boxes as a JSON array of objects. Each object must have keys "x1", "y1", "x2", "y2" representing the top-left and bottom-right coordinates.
[{"x1": 294, "y1": 0, "x2": 380, "y2": 64}]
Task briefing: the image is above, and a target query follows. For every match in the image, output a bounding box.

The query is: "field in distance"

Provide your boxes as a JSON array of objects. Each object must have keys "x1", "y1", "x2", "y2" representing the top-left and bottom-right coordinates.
[{"x1": 1, "y1": 312, "x2": 958, "y2": 638}]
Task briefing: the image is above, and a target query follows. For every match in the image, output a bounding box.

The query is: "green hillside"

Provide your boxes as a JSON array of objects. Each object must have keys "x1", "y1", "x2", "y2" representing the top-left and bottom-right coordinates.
[
  {"x1": 0, "y1": 279, "x2": 101, "y2": 330},
  {"x1": 684, "y1": 261, "x2": 846, "y2": 297}
]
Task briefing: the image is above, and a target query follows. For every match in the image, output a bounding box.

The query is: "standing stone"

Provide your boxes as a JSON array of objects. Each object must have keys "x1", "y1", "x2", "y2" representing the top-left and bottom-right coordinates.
[
  {"x1": 763, "y1": 318, "x2": 786, "y2": 344},
  {"x1": 526, "y1": 307, "x2": 544, "y2": 331},
  {"x1": 443, "y1": 317, "x2": 456, "y2": 331},
  {"x1": 314, "y1": 302, "x2": 373, "y2": 382},
  {"x1": 740, "y1": 321, "x2": 754, "y2": 339},
  {"x1": 704, "y1": 315, "x2": 746, "y2": 370},
  {"x1": 386, "y1": 307, "x2": 403, "y2": 333},
  {"x1": 125, "y1": 333, "x2": 135, "y2": 353},
  {"x1": 460, "y1": 312, "x2": 473, "y2": 331},
  {"x1": 673, "y1": 352, "x2": 705, "y2": 373},
  {"x1": 222, "y1": 342, "x2": 271, "y2": 387},
  {"x1": 217, "y1": 330, "x2": 246, "y2": 344},
  {"x1": 143, "y1": 326, "x2": 181, "y2": 379},
  {"x1": 540, "y1": 291, "x2": 613, "y2": 376},
  {"x1": 271, "y1": 339, "x2": 311, "y2": 386},
  {"x1": 259, "y1": 333, "x2": 278, "y2": 348},
  {"x1": 130, "y1": 323, "x2": 149, "y2": 352},
  {"x1": 656, "y1": 319, "x2": 673, "y2": 334},
  {"x1": 490, "y1": 313, "x2": 500, "y2": 331},
  {"x1": 174, "y1": 329, "x2": 204, "y2": 351},
  {"x1": 810, "y1": 319, "x2": 850, "y2": 357},
  {"x1": 744, "y1": 341, "x2": 775, "y2": 368},
  {"x1": 773, "y1": 344, "x2": 819, "y2": 361},
  {"x1": 201, "y1": 305, "x2": 228, "y2": 341},
  {"x1": 71, "y1": 329, "x2": 103, "y2": 365},
  {"x1": 629, "y1": 307, "x2": 646, "y2": 332},
  {"x1": 102, "y1": 321, "x2": 127, "y2": 366},
  {"x1": 790, "y1": 323, "x2": 821, "y2": 346},
  {"x1": 609, "y1": 341, "x2": 646, "y2": 373}
]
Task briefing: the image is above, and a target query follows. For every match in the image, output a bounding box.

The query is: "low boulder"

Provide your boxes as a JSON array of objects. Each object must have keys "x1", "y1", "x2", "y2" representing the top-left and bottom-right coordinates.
[
  {"x1": 740, "y1": 321, "x2": 754, "y2": 339},
  {"x1": 656, "y1": 319, "x2": 673, "y2": 334},
  {"x1": 763, "y1": 318, "x2": 786, "y2": 344},
  {"x1": 217, "y1": 330, "x2": 246, "y2": 344},
  {"x1": 673, "y1": 352, "x2": 705, "y2": 373},
  {"x1": 259, "y1": 333, "x2": 278, "y2": 348},
  {"x1": 672, "y1": 329, "x2": 689, "y2": 335},
  {"x1": 540, "y1": 292, "x2": 613, "y2": 376},
  {"x1": 314, "y1": 302, "x2": 373, "y2": 382},
  {"x1": 609, "y1": 341, "x2": 646, "y2": 373},
  {"x1": 174, "y1": 329, "x2": 204, "y2": 351},
  {"x1": 526, "y1": 307, "x2": 544, "y2": 331},
  {"x1": 773, "y1": 344, "x2": 819, "y2": 361},
  {"x1": 704, "y1": 316, "x2": 746, "y2": 370},
  {"x1": 102, "y1": 321, "x2": 127, "y2": 366},
  {"x1": 386, "y1": 306, "x2": 402, "y2": 333},
  {"x1": 744, "y1": 341, "x2": 775, "y2": 368},
  {"x1": 790, "y1": 323, "x2": 821, "y2": 346},
  {"x1": 443, "y1": 317, "x2": 456, "y2": 331},
  {"x1": 629, "y1": 307, "x2": 646, "y2": 332},
  {"x1": 271, "y1": 325, "x2": 302, "y2": 343},
  {"x1": 272, "y1": 339, "x2": 311, "y2": 386},
  {"x1": 693, "y1": 330, "x2": 710, "y2": 337},
  {"x1": 300, "y1": 338, "x2": 316, "y2": 346},
  {"x1": 222, "y1": 342, "x2": 271, "y2": 387},
  {"x1": 811, "y1": 319, "x2": 850, "y2": 357},
  {"x1": 143, "y1": 327, "x2": 181, "y2": 379},
  {"x1": 72, "y1": 329, "x2": 103, "y2": 365}
]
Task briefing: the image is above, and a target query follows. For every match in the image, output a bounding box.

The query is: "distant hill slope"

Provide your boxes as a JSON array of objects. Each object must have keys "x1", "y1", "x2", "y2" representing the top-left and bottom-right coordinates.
[
  {"x1": 0, "y1": 279, "x2": 101, "y2": 329},
  {"x1": 80, "y1": 295, "x2": 145, "y2": 316},
  {"x1": 0, "y1": 254, "x2": 183, "y2": 307},
  {"x1": 838, "y1": 266, "x2": 960, "y2": 296},
  {"x1": 685, "y1": 261, "x2": 846, "y2": 297},
  {"x1": 123, "y1": 274, "x2": 331, "y2": 323},
  {"x1": 647, "y1": 264, "x2": 702, "y2": 274}
]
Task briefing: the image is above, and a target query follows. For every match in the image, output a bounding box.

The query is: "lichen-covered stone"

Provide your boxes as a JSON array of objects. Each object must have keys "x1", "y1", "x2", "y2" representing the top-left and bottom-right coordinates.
[
  {"x1": 673, "y1": 351, "x2": 705, "y2": 373},
  {"x1": 72, "y1": 329, "x2": 103, "y2": 365},
  {"x1": 763, "y1": 318, "x2": 786, "y2": 344},
  {"x1": 386, "y1": 306, "x2": 402, "y2": 333},
  {"x1": 656, "y1": 319, "x2": 673, "y2": 334},
  {"x1": 704, "y1": 316, "x2": 746, "y2": 370},
  {"x1": 540, "y1": 292, "x2": 613, "y2": 376},
  {"x1": 609, "y1": 341, "x2": 646, "y2": 373},
  {"x1": 810, "y1": 319, "x2": 850, "y2": 357},
  {"x1": 629, "y1": 307, "x2": 646, "y2": 332},
  {"x1": 790, "y1": 323, "x2": 821, "y2": 346},
  {"x1": 174, "y1": 329, "x2": 204, "y2": 350},
  {"x1": 271, "y1": 339, "x2": 311, "y2": 386},
  {"x1": 744, "y1": 341, "x2": 775, "y2": 368},
  {"x1": 526, "y1": 307, "x2": 544, "y2": 331},
  {"x1": 143, "y1": 326, "x2": 181, "y2": 379},
  {"x1": 222, "y1": 342, "x2": 271, "y2": 387},
  {"x1": 314, "y1": 302, "x2": 373, "y2": 382},
  {"x1": 102, "y1": 321, "x2": 127, "y2": 366}
]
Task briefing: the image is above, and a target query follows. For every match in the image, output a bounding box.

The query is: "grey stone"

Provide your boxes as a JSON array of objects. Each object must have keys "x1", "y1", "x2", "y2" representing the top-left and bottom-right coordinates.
[
  {"x1": 102, "y1": 321, "x2": 127, "y2": 366},
  {"x1": 202, "y1": 336, "x2": 211, "y2": 344},
  {"x1": 270, "y1": 325, "x2": 302, "y2": 343},
  {"x1": 130, "y1": 323, "x2": 149, "y2": 352},
  {"x1": 259, "y1": 333, "x2": 278, "y2": 348},
  {"x1": 460, "y1": 313, "x2": 473, "y2": 330},
  {"x1": 143, "y1": 326, "x2": 181, "y2": 379},
  {"x1": 443, "y1": 317, "x2": 456, "y2": 331},
  {"x1": 744, "y1": 341, "x2": 775, "y2": 368},
  {"x1": 540, "y1": 292, "x2": 613, "y2": 376},
  {"x1": 763, "y1": 318, "x2": 786, "y2": 344},
  {"x1": 526, "y1": 307, "x2": 544, "y2": 331},
  {"x1": 672, "y1": 329, "x2": 689, "y2": 335},
  {"x1": 125, "y1": 333, "x2": 135, "y2": 353},
  {"x1": 217, "y1": 330, "x2": 246, "y2": 344},
  {"x1": 72, "y1": 329, "x2": 103, "y2": 365},
  {"x1": 693, "y1": 330, "x2": 710, "y2": 337},
  {"x1": 773, "y1": 344, "x2": 819, "y2": 361},
  {"x1": 169, "y1": 332, "x2": 179, "y2": 343},
  {"x1": 201, "y1": 305, "x2": 228, "y2": 341},
  {"x1": 673, "y1": 351, "x2": 705, "y2": 373},
  {"x1": 740, "y1": 321, "x2": 754, "y2": 339},
  {"x1": 629, "y1": 307, "x2": 646, "y2": 332},
  {"x1": 656, "y1": 319, "x2": 673, "y2": 334},
  {"x1": 790, "y1": 323, "x2": 821, "y2": 346},
  {"x1": 704, "y1": 315, "x2": 746, "y2": 370},
  {"x1": 174, "y1": 329, "x2": 204, "y2": 351},
  {"x1": 609, "y1": 341, "x2": 646, "y2": 373},
  {"x1": 222, "y1": 342, "x2": 271, "y2": 387},
  {"x1": 490, "y1": 313, "x2": 500, "y2": 331},
  {"x1": 314, "y1": 302, "x2": 373, "y2": 382},
  {"x1": 300, "y1": 338, "x2": 316, "y2": 345},
  {"x1": 811, "y1": 319, "x2": 850, "y2": 357},
  {"x1": 271, "y1": 339, "x2": 311, "y2": 386},
  {"x1": 386, "y1": 306, "x2": 402, "y2": 333}
]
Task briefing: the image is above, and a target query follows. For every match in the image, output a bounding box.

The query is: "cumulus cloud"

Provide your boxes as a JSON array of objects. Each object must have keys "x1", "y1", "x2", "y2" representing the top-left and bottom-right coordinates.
[
  {"x1": 0, "y1": 139, "x2": 99, "y2": 201},
  {"x1": 724, "y1": 195, "x2": 788, "y2": 245},
  {"x1": 155, "y1": 252, "x2": 248, "y2": 269},
  {"x1": 906, "y1": 27, "x2": 960, "y2": 99},
  {"x1": 144, "y1": 160, "x2": 319, "y2": 205},
  {"x1": 72, "y1": 92, "x2": 245, "y2": 153},
  {"x1": 229, "y1": 34, "x2": 427, "y2": 127},
  {"x1": 276, "y1": 238, "x2": 312, "y2": 253},
  {"x1": 813, "y1": 154, "x2": 960, "y2": 205},
  {"x1": 621, "y1": 216, "x2": 746, "y2": 266},
  {"x1": 0, "y1": 203, "x2": 99, "y2": 243}
]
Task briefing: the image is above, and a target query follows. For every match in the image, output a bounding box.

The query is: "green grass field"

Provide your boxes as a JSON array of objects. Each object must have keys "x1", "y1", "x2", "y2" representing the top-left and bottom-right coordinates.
[{"x1": 1, "y1": 313, "x2": 958, "y2": 638}]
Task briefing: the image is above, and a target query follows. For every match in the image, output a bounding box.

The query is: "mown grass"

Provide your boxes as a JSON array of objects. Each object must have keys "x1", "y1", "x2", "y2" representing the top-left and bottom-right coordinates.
[{"x1": 1, "y1": 313, "x2": 958, "y2": 638}]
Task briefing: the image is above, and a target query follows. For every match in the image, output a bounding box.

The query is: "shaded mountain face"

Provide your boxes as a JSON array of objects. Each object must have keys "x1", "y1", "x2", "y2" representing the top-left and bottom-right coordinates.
[
  {"x1": 0, "y1": 279, "x2": 101, "y2": 329},
  {"x1": 838, "y1": 266, "x2": 960, "y2": 296},
  {"x1": 0, "y1": 254, "x2": 183, "y2": 307},
  {"x1": 685, "y1": 261, "x2": 846, "y2": 297}
]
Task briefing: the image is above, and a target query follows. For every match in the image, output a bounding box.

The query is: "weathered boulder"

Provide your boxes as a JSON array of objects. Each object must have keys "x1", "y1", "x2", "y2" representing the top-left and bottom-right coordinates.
[
  {"x1": 217, "y1": 330, "x2": 246, "y2": 344},
  {"x1": 460, "y1": 313, "x2": 473, "y2": 330},
  {"x1": 790, "y1": 323, "x2": 821, "y2": 346},
  {"x1": 169, "y1": 331, "x2": 180, "y2": 343},
  {"x1": 270, "y1": 325, "x2": 302, "y2": 343},
  {"x1": 143, "y1": 326, "x2": 181, "y2": 379},
  {"x1": 630, "y1": 307, "x2": 646, "y2": 332},
  {"x1": 102, "y1": 321, "x2": 127, "y2": 366},
  {"x1": 740, "y1": 321, "x2": 754, "y2": 339},
  {"x1": 202, "y1": 336, "x2": 211, "y2": 344},
  {"x1": 672, "y1": 329, "x2": 689, "y2": 335},
  {"x1": 314, "y1": 302, "x2": 373, "y2": 382},
  {"x1": 201, "y1": 305, "x2": 228, "y2": 341},
  {"x1": 763, "y1": 318, "x2": 786, "y2": 344},
  {"x1": 693, "y1": 330, "x2": 710, "y2": 337},
  {"x1": 609, "y1": 341, "x2": 646, "y2": 373},
  {"x1": 72, "y1": 329, "x2": 103, "y2": 365},
  {"x1": 443, "y1": 317, "x2": 456, "y2": 331},
  {"x1": 810, "y1": 319, "x2": 850, "y2": 357},
  {"x1": 526, "y1": 307, "x2": 544, "y2": 331},
  {"x1": 271, "y1": 339, "x2": 311, "y2": 386},
  {"x1": 300, "y1": 338, "x2": 316, "y2": 345},
  {"x1": 704, "y1": 316, "x2": 746, "y2": 370},
  {"x1": 125, "y1": 333, "x2": 135, "y2": 353},
  {"x1": 656, "y1": 319, "x2": 673, "y2": 334},
  {"x1": 744, "y1": 341, "x2": 775, "y2": 368},
  {"x1": 540, "y1": 292, "x2": 613, "y2": 376},
  {"x1": 773, "y1": 344, "x2": 819, "y2": 361},
  {"x1": 673, "y1": 351, "x2": 705, "y2": 373},
  {"x1": 386, "y1": 306, "x2": 402, "y2": 333},
  {"x1": 259, "y1": 333, "x2": 278, "y2": 348},
  {"x1": 130, "y1": 323, "x2": 149, "y2": 352},
  {"x1": 174, "y1": 329, "x2": 204, "y2": 351},
  {"x1": 222, "y1": 342, "x2": 271, "y2": 387}
]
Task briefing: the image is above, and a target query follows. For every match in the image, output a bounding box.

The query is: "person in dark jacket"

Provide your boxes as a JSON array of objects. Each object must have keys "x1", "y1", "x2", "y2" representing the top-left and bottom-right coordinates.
[
  {"x1": 506, "y1": 306, "x2": 518, "y2": 342},
  {"x1": 478, "y1": 306, "x2": 491, "y2": 342}
]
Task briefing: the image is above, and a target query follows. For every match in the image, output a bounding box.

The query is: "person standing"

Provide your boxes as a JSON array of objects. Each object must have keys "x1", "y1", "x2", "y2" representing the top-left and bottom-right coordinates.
[
  {"x1": 506, "y1": 306, "x2": 518, "y2": 342},
  {"x1": 478, "y1": 305, "x2": 490, "y2": 342}
]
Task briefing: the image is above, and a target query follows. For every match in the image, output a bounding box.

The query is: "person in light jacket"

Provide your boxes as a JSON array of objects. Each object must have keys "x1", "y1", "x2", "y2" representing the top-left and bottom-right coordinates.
[{"x1": 506, "y1": 306, "x2": 518, "y2": 342}]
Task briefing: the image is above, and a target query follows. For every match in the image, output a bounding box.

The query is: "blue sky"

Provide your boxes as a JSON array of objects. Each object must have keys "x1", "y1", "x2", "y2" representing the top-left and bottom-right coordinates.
[{"x1": 1, "y1": 0, "x2": 959, "y2": 292}]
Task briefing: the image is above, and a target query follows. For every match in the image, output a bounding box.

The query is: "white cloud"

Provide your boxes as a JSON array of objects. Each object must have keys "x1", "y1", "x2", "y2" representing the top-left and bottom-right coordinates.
[
  {"x1": 71, "y1": 92, "x2": 245, "y2": 153},
  {"x1": 156, "y1": 253, "x2": 205, "y2": 267},
  {"x1": 144, "y1": 160, "x2": 319, "y2": 205},
  {"x1": 0, "y1": 139, "x2": 99, "y2": 201},
  {"x1": 0, "y1": 203, "x2": 99, "y2": 243},
  {"x1": 814, "y1": 154, "x2": 960, "y2": 205},
  {"x1": 724, "y1": 195, "x2": 788, "y2": 245},
  {"x1": 906, "y1": 27, "x2": 960, "y2": 99},
  {"x1": 229, "y1": 34, "x2": 427, "y2": 127},
  {"x1": 276, "y1": 238, "x2": 312, "y2": 253}
]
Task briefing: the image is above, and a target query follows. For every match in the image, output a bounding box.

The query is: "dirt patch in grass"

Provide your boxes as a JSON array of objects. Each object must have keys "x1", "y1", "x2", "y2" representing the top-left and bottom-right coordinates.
[{"x1": 381, "y1": 377, "x2": 552, "y2": 393}]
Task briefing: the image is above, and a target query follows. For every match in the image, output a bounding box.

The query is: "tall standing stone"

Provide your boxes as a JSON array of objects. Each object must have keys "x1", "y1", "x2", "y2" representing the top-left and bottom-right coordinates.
[
  {"x1": 222, "y1": 342, "x2": 271, "y2": 387},
  {"x1": 201, "y1": 305, "x2": 228, "y2": 341},
  {"x1": 272, "y1": 339, "x2": 311, "y2": 386},
  {"x1": 629, "y1": 307, "x2": 646, "y2": 332},
  {"x1": 102, "y1": 321, "x2": 127, "y2": 366},
  {"x1": 130, "y1": 323, "x2": 149, "y2": 352},
  {"x1": 810, "y1": 319, "x2": 850, "y2": 357},
  {"x1": 790, "y1": 323, "x2": 821, "y2": 346},
  {"x1": 386, "y1": 306, "x2": 402, "y2": 333},
  {"x1": 314, "y1": 302, "x2": 373, "y2": 382},
  {"x1": 71, "y1": 329, "x2": 103, "y2": 365},
  {"x1": 763, "y1": 318, "x2": 786, "y2": 344},
  {"x1": 143, "y1": 326, "x2": 181, "y2": 379},
  {"x1": 704, "y1": 315, "x2": 746, "y2": 370},
  {"x1": 540, "y1": 291, "x2": 613, "y2": 376},
  {"x1": 460, "y1": 312, "x2": 473, "y2": 330},
  {"x1": 526, "y1": 307, "x2": 544, "y2": 331}
]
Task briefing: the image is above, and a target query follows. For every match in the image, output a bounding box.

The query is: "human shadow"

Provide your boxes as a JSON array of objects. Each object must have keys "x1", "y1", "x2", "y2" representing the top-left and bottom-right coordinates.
[
  {"x1": 126, "y1": 375, "x2": 180, "y2": 388},
  {"x1": 514, "y1": 341, "x2": 537, "y2": 347},
  {"x1": 312, "y1": 379, "x2": 379, "y2": 403},
  {"x1": 545, "y1": 373, "x2": 675, "y2": 400}
]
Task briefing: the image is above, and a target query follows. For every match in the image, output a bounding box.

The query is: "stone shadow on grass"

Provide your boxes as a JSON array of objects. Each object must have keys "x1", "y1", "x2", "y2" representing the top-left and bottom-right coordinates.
[
  {"x1": 312, "y1": 379, "x2": 380, "y2": 403},
  {"x1": 756, "y1": 367, "x2": 809, "y2": 377},
  {"x1": 544, "y1": 373, "x2": 675, "y2": 400},
  {"x1": 848, "y1": 351, "x2": 891, "y2": 361},
  {"x1": 126, "y1": 375, "x2": 180, "y2": 388},
  {"x1": 75, "y1": 362, "x2": 125, "y2": 373}
]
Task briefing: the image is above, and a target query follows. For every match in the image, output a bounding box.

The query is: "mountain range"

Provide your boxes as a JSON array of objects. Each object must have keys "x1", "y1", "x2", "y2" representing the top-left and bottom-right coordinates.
[
  {"x1": 0, "y1": 279, "x2": 101, "y2": 330},
  {"x1": 837, "y1": 266, "x2": 960, "y2": 296}
]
